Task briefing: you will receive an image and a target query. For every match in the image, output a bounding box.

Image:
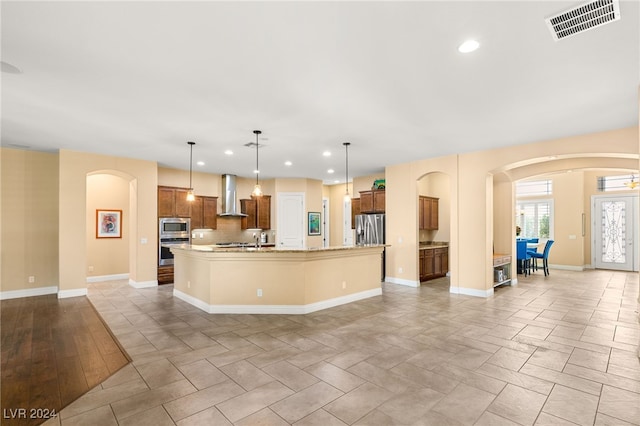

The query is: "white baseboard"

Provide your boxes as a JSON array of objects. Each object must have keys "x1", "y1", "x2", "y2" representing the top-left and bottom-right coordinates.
[
  {"x1": 385, "y1": 276, "x2": 420, "y2": 287},
  {"x1": 58, "y1": 288, "x2": 88, "y2": 299},
  {"x1": 173, "y1": 287, "x2": 383, "y2": 315},
  {"x1": 0, "y1": 286, "x2": 58, "y2": 300},
  {"x1": 548, "y1": 264, "x2": 585, "y2": 271},
  {"x1": 450, "y1": 286, "x2": 494, "y2": 298},
  {"x1": 129, "y1": 279, "x2": 158, "y2": 289},
  {"x1": 86, "y1": 273, "x2": 129, "y2": 283}
]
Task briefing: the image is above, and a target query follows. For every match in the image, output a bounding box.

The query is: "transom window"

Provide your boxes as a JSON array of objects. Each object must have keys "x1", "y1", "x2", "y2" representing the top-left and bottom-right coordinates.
[
  {"x1": 597, "y1": 175, "x2": 638, "y2": 192},
  {"x1": 516, "y1": 179, "x2": 552, "y2": 197}
]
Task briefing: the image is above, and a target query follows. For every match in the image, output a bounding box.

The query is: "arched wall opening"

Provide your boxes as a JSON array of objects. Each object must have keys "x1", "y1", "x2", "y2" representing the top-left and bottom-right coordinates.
[
  {"x1": 86, "y1": 171, "x2": 134, "y2": 282},
  {"x1": 491, "y1": 156, "x2": 639, "y2": 280},
  {"x1": 416, "y1": 171, "x2": 452, "y2": 285}
]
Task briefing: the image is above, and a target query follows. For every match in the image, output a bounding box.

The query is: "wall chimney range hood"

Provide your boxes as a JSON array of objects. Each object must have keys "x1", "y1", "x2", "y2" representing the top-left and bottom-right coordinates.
[{"x1": 219, "y1": 174, "x2": 248, "y2": 217}]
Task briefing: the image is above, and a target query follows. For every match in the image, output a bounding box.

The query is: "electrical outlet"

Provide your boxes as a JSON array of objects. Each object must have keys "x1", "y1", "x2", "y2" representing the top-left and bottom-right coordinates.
[
  {"x1": 257, "y1": 288, "x2": 263, "y2": 297},
  {"x1": 399, "y1": 267, "x2": 403, "y2": 274},
  {"x1": 88, "y1": 266, "x2": 94, "y2": 272},
  {"x1": 187, "y1": 281, "x2": 191, "y2": 288},
  {"x1": 342, "y1": 281, "x2": 346, "y2": 289},
  {"x1": 28, "y1": 276, "x2": 35, "y2": 283}
]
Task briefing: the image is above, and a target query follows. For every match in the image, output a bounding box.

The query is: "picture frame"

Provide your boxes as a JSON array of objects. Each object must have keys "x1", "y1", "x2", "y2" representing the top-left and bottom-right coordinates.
[
  {"x1": 96, "y1": 209, "x2": 122, "y2": 238},
  {"x1": 308, "y1": 212, "x2": 321, "y2": 236}
]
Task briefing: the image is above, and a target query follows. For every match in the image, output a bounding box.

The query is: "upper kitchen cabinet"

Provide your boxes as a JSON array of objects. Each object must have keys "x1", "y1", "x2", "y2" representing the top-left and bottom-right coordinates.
[
  {"x1": 158, "y1": 186, "x2": 191, "y2": 217},
  {"x1": 359, "y1": 190, "x2": 385, "y2": 213},
  {"x1": 241, "y1": 195, "x2": 271, "y2": 230},
  {"x1": 419, "y1": 196, "x2": 439, "y2": 230},
  {"x1": 190, "y1": 196, "x2": 218, "y2": 229}
]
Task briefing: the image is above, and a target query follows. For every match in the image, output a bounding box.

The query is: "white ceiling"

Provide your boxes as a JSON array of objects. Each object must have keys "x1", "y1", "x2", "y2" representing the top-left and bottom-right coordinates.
[{"x1": 2, "y1": 1, "x2": 638, "y2": 184}]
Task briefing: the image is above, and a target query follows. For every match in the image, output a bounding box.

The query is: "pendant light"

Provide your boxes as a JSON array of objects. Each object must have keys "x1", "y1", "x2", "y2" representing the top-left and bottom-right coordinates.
[
  {"x1": 186, "y1": 141, "x2": 196, "y2": 201},
  {"x1": 251, "y1": 130, "x2": 263, "y2": 197},
  {"x1": 343, "y1": 142, "x2": 351, "y2": 201}
]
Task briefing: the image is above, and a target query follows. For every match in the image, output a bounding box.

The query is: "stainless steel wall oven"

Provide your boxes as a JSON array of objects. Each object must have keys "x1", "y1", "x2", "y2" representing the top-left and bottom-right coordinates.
[{"x1": 159, "y1": 218, "x2": 190, "y2": 266}]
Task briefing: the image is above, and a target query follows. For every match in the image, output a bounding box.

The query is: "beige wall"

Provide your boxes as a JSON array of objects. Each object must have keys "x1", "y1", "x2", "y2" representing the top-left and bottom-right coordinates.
[
  {"x1": 386, "y1": 127, "x2": 638, "y2": 293},
  {"x1": 273, "y1": 178, "x2": 324, "y2": 248},
  {"x1": 3, "y1": 126, "x2": 637, "y2": 298},
  {"x1": 418, "y1": 172, "x2": 451, "y2": 243},
  {"x1": 1, "y1": 148, "x2": 59, "y2": 293},
  {"x1": 59, "y1": 150, "x2": 157, "y2": 294},
  {"x1": 325, "y1": 173, "x2": 385, "y2": 248},
  {"x1": 86, "y1": 174, "x2": 130, "y2": 277}
]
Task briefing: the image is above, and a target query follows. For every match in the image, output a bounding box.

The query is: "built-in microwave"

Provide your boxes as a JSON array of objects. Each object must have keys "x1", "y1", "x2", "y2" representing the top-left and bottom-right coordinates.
[{"x1": 159, "y1": 217, "x2": 190, "y2": 237}]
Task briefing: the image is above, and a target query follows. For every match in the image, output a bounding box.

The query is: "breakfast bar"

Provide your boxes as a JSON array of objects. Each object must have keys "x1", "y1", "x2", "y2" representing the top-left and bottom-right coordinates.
[{"x1": 171, "y1": 244, "x2": 385, "y2": 314}]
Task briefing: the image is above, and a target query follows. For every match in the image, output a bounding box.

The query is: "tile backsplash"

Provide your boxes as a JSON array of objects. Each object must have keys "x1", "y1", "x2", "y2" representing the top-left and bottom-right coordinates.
[{"x1": 191, "y1": 217, "x2": 276, "y2": 245}]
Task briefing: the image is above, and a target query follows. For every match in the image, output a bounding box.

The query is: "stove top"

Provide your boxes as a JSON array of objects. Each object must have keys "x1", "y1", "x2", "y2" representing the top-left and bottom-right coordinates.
[{"x1": 215, "y1": 242, "x2": 251, "y2": 247}]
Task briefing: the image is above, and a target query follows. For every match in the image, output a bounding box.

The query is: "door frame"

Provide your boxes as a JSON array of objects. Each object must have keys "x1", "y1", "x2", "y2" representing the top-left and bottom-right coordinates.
[
  {"x1": 322, "y1": 197, "x2": 330, "y2": 248},
  {"x1": 591, "y1": 193, "x2": 639, "y2": 271},
  {"x1": 277, "y1": 192, "x2": 305, "y2": 249}
]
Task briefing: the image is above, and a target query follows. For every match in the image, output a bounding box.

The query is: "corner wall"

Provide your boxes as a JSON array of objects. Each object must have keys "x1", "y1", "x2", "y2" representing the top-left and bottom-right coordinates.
[{"x1": 1, "y1": 148, "x2": 59, "y2": 297}]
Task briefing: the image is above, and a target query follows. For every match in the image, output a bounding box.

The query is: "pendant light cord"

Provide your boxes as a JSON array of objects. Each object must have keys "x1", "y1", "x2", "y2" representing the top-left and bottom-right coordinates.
[
  {"x1": 343, "y1": 142, "x2": 351, "y2": 196},
  {"x1": 188, "y1": 141, "x2": 195, "y2": 190}
]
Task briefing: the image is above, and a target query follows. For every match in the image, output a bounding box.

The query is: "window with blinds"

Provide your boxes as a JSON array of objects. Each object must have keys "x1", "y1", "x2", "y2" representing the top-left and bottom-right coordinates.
[{"x1": 516, "y1": 200, "x2": 553, "y2": 239}]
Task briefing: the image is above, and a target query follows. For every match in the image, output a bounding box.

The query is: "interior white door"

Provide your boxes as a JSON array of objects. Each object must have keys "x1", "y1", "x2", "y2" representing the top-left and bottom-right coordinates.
[
  {"x1": 593, "y1": 195, "x2": 637, "y2": 271},
  {"x1": 277, "y1": 192, "x2": 305, "y2": 248}
]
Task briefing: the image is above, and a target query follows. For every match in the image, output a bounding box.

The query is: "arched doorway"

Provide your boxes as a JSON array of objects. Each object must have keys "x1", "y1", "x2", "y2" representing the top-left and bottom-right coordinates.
[
  {"x1": 417, "y1": 172, "x2": 451, "y2": 286},
  {"x1": 86, "y1": 173, "x2": 131, "y2": 282}
]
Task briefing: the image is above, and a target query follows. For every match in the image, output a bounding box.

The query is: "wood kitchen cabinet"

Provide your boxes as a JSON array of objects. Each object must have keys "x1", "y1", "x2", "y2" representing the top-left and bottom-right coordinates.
[
  {"x1": 158, "y1": 265, "x2": 174, "y2": 284},
  {"x1": 190, "y1": 196, "x2": 218, "y2": 229},
  {"x1": 419, "y1": 196, "x2": 439, "y2": 230},
  {"x1": 351, "y1": 198, "x2": 360, "y2": 229},
  {"x1": 158, "y1": 186, "x2": 191, "y2": 218},
  {"x1": 240, "y1": 195, "x2": 271, "y2": 230},
  {"x1": 359, "y1": 190, "x2": 385, "y2": 213},
  {"x1": 419, "y1": 246, "x2": 448, "y2": 282}
]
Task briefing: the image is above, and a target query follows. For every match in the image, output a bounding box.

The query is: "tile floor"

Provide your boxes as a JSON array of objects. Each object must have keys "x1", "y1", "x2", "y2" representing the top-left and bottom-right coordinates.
[{"x1": 44, "y1": 269, "x2": 639, "y2": 425}]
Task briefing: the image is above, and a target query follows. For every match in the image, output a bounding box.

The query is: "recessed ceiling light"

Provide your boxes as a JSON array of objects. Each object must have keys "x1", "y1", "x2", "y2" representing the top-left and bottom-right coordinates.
[
  {"x1": 323, "y1": 151, "x2": 331, "y2": 157},
  {"x1": 284, "y1": 161, "x2": 292, "y2": 166},
  {"x1": 196, "y1": 161, "x2": 205, "y2": 166},
  {"x1": 327, "y1": 169, "x2": 335, "y2": 174},
  {"x1": 253, "y1": 169, "x2": 259, "y2": 174},
  {"x1": 334, "y1": 180, "x2": 340, "y2": 183},
  {"x1": 225, "y1": 150, "x2": 233, "y2": 155},
  {"x1": 458, "y1": 39, "x2": 480, "y2": 53}
]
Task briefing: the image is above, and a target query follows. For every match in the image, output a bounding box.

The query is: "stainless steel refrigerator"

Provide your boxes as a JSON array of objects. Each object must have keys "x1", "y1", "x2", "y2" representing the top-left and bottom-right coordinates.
[{"x1": 355, "y1": 214, "x2": 385, "y2": 280}]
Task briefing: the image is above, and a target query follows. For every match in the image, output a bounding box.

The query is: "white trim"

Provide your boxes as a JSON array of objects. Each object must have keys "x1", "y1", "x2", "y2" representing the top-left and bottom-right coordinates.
[
  {"x1": 173, "y1": 288, "x2": 382, "y2": 315},
  {"x1": 385, "y1": 277, "x2": 420, "y2": 287},
  {"x1": 511, "y1": 278, "x2": 519, "y2": 285},
  {"x1": 548, "y1": 264, "x2": 584, "y2": 271},
  {"x1": 86, "y1": 273, "x2": 129, "y2": 283},
  {"x1": 0, "y1": 286, "x2": 58, "y2": 300},
  {"x1": 449, "y1": 286, "x2": 494, "y2": 298},
  {"x1": 58, "y1": 288, "x2": 88, "y2": 299},
  {"x1": 129, "y1": 279, "x2": 158, "y2": 289}
]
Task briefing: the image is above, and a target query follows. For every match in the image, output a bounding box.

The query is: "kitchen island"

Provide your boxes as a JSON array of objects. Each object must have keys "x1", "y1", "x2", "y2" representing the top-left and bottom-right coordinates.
[{"x1": 171, "y1": 244, "x2": 386, "y2": 314}]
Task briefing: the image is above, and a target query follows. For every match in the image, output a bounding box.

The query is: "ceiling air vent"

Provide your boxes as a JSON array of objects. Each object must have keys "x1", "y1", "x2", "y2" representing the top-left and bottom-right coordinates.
[{"x1": 545, "y1": 0, "x2": 620, "y2": 41}]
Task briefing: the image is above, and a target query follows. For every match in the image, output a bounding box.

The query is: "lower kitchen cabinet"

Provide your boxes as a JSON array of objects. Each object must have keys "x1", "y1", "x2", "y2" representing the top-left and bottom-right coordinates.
[
  {"x1": 419, "y1": 246, "x2": 448, "y2": 282},
  {"x1": 158, "y1": 265, "x2": 174, "y2": 284}
]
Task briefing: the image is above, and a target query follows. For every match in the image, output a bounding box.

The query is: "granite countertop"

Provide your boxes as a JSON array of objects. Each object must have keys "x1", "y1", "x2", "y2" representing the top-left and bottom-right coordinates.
[
  {"x1": 419, "y1": 241, "x2": 449, "y2": 249},
  {"x1": 170, "y1": 244, "x2": 388, "y2": 253}
]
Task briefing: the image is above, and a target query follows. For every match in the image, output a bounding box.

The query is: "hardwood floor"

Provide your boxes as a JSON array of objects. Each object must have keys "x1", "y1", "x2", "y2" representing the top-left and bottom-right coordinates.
[{"x1": 1, "y1": 295, "x2": 130, "y2": 426}]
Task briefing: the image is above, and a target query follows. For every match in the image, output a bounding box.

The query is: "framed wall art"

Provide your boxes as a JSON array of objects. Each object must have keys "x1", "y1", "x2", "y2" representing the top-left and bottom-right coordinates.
[
  {"x1": 308, "y1": 212, "x2": 320, "y2": 236},
  {"x1": 96, "y1": 209, "x2": 122, "y2": 238}
]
